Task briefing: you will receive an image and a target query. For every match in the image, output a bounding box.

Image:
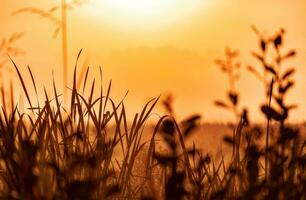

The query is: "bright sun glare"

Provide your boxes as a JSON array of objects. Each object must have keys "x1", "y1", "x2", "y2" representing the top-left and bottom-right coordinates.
[
  {"x1": 90, "y1": 0, "x2": 206, "y2": 29},
  {"x1": 104, "y1": 0, "x2": 175, "y2": 17}
]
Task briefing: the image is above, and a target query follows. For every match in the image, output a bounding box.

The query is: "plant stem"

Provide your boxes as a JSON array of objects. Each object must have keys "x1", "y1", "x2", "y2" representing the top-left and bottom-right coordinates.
[
  {"x1": 61, "y1": 0, "x2": 68, "y2": 105},
  {"x1": 265, "y1": 78, "x2": 274, "y2": 182}
]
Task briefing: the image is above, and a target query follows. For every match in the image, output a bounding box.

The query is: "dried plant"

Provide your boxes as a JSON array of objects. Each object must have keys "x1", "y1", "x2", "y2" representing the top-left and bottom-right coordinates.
[
  {"x1": 214, "y1": 47, "x2": 242, "y2": 119},
  {"x1": 12, "y1": 0, "x2": 89, "y2": 104},
  {"x1": 0, "y1": 26, "x2": 304, "y2": 200},
  {"x1": 0, "y1": 50, "x2": 160, "y2": 199},
  {"x1": 0, "y1": 32, "x2": 25, "y2": 80},
  {"x1": 248, "y1": 26, "x2": 298, "y2": 181}
]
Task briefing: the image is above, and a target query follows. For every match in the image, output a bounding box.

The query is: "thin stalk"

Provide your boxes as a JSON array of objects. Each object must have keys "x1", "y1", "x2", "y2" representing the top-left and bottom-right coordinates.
[
  {"x1": 61, "y1": 0, "x2": 68, "y2": 105},
  {"x1": 265, "y1": 78, "x2": 274, "y2": 182}
]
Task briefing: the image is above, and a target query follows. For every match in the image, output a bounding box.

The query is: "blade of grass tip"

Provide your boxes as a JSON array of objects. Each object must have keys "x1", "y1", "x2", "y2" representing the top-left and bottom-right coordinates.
[
  {"x1": 122, "y1": 104, "x2": 133, "y2": 144},
  {"x1": 82, "y1": 67, "x2": 90, "y2": 95},
  {"x1": 9, "y1": 56, "x2": 33, "y2": 108},
  {"x1": 28, "y1": 105, "x2": 47, "y2": 139},
  {"x1": 27, "y1": 65, "x2": 40, "y2": 111},
  {"x1": 74, "y1": 48, "x2": 83, "y2": 82},
  {"x1": 21, "y1": 113, "x2": 32, "y2": 139},
  {"x1": 127, "y1": 113, "x2": 139, "y2": 148},
  {"x1": 117, "y1": 104, "x2": 128, "y2": 156},
  {"x1": 92, "y1": 109, "x2": 98, "y2": 123},
  {"x1": 77, "y1": 91, "x2": 99, "y2": 130},
  {"x1": 71, "y1": 49, "x2": 83, "y2": 114},
  {"x1": 87, "y1": 79, "x2": 97, "y2": 132},
  {"x1": 74, "y1": 92, "x2": 86, "y2": 139},
  {"x1": 42, "y1": 86, "x2": 51, "y2": 111},
  {"x1": 135, "y1": 99, "x2": 153, "y2": 128},
  {"x1": 16, "y1": 113, "x2": 27, "y2": 139},
  {"x1": 98, "y1": 66, "x2": 103, "y2": 125},
  {"x1": 83, "y1": 92, "x2": 104, "y2": 108},
  {"x1": 53, "y1": 73, "x2": 68, "y2": 138},
  {"x1": 102, "y1": 91, "x2": 128, "y2": 128},
  {"x1": 8, "y1": 104, "x2": 17, "y2": 123},
  {"x1": 139, "y1": 95, "x2": 160, "y2": 126},
  {"x1": 102, "y1": 80, "x2": 112, "y2": 121},
  {"x1": 122, "y1": 103, "x2": 128, "y2": 140},
  {"x1": 88, "y1": 78, "x2": 95, "y2": 107},
  {"x1": 10, "y1": 81, "x2": 14, "y2": 114},
  {"x1": 76, "y1": 55, "x2": 89, "y2": 91},
  {"x1": 60, "y1": 103, "x2": 72, "y2": 122},
  {"x1": 108, "y1": 97, "x2": 126, "y2": 145},
  {"x1": 42, "y1": 86, "x2": 60, "y2": 138}
]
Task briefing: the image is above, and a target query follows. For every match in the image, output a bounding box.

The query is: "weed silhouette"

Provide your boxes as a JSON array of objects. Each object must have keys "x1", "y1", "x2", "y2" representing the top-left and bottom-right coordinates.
[{"x1": 0, "y1": 27, "x2": 305, "y2": 200}]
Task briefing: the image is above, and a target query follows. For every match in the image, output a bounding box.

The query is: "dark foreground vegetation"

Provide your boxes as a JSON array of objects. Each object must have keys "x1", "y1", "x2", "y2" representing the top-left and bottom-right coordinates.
[{"x1": 0, "y1": 28, "x2": 305, "y2": 200}]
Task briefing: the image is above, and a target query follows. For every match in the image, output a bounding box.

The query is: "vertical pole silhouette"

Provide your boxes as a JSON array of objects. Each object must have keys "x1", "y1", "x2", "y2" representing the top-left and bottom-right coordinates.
[
  {"x1": 12, "y1": 1, "x2": 88, "y2": 105},
  {"x1": 61, "y1": 0, "x2": 68, "y2": 104}
]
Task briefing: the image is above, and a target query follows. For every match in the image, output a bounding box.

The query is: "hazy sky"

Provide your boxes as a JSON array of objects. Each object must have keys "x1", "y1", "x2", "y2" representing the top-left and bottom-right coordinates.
[{"x1": 1, "y1": 0, "x2": 306, "y2": 122}]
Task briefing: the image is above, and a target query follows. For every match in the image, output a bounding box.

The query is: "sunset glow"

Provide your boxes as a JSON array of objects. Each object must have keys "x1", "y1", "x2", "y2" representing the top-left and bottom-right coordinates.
[
  {"x1": 1, "y1": 0, "x2": 306, "y2": 122},
  {"x1": 103, "y1": 0, "x2": 175, "y2": 17},
  {"x1": 0, "y1": 1, "x2": 305, "y2": 198},
  {"x1": 89, "y1": 0, "x2": 206, "y2": 29}
]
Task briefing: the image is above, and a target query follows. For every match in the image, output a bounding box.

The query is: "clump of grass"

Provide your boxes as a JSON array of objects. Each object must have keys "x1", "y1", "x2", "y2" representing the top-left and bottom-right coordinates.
[
  {"x1": 0, "y1": 50, "x2": 160, "y2": 199},
  {"x1": 0, "y1": 27, "x2": 305, "y2": 200}
]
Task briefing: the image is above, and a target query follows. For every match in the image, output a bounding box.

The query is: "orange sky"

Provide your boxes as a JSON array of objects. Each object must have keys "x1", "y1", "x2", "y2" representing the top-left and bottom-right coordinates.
[{"x1": 1, "y1": 0, "x2": 306, "y2": 122}]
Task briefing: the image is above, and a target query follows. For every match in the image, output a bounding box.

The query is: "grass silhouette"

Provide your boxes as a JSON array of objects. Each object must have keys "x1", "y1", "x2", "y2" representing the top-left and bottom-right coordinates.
[{"x1": 0, "y1": 28, "x2": 305, "y2": 200}]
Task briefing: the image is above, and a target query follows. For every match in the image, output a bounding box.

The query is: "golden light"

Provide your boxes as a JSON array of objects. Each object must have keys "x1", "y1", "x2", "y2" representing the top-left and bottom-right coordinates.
[
  {"x1": 103, "y1": 0, "x2": 175, "y2": 18},
  {"x1": 89, "y1": 0, "x2": 206, "y2": 30}
]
